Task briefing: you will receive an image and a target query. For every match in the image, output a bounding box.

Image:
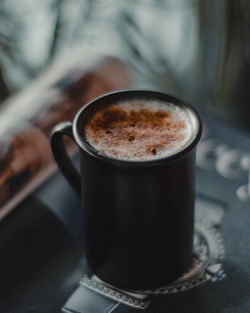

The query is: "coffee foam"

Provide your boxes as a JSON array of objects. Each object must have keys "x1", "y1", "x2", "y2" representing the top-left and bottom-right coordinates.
[{"x1": 84, "y1": 99, "x2": 193, "y2": 161}]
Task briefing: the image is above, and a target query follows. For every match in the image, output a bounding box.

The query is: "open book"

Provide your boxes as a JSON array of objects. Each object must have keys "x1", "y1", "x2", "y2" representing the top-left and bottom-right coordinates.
[{"x1": 0, "y1": 54, "x2": 131, "y2": 219}]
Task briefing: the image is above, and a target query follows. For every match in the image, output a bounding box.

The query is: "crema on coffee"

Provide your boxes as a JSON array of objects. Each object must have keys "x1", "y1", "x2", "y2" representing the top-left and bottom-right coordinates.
[{"x1": 84, "y1": 99, "x2": 193, "y2": 161}]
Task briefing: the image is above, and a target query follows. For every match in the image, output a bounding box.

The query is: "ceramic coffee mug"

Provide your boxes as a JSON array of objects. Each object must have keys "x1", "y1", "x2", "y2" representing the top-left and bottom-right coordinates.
[{"x1": 50, "y1": 90, "x2": 202, "y2": 290}]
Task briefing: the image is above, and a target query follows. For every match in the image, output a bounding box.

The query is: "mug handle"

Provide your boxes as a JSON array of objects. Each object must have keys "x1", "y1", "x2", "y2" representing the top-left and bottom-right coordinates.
[{"x1": 50, "y1": 121, "x2": 81, "y2": 197}]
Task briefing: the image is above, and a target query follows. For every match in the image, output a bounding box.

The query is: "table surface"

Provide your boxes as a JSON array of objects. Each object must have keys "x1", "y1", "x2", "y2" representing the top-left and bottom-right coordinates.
[{"x1": 1, "y1": 110, "x2": 250, "y2": 313}]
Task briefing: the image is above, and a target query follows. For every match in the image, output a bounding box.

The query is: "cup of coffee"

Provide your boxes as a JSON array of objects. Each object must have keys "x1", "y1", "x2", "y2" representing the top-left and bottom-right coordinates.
[{"x1": 50, "y1": 90, "x2": 202, "y2": 290}]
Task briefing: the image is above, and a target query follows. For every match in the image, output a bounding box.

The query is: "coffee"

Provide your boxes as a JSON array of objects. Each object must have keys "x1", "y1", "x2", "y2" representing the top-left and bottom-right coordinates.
[{"x1": 84, "y1": 99, "x2": 193, "y2": 161}]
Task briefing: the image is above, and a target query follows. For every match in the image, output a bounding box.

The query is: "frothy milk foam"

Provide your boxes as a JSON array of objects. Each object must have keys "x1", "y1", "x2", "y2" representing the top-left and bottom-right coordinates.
[{"x1": 84, "y1": 99, "x2": 193, "y2": 161}]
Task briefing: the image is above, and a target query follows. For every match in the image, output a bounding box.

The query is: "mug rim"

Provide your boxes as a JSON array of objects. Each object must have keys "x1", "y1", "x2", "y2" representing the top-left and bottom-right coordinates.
[{"x1": 72, "y1": 89, "x2": 202, "y2": 167}]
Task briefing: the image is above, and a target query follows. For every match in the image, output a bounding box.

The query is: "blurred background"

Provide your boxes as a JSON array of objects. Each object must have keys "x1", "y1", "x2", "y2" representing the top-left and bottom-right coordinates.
[
  {"x1": 0, "y1": 0, "x2": 250, "y2": 130},
  {"x1": 1, "y1": 2, "x2": 250, "y2": 311}
]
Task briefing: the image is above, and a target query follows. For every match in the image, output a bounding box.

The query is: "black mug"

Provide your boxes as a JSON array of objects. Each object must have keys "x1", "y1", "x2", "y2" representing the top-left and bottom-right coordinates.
[{"x1": 50, "y1": 90, "x2": 202, "y2": 290}]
